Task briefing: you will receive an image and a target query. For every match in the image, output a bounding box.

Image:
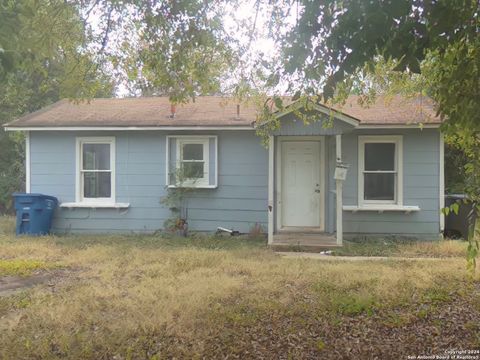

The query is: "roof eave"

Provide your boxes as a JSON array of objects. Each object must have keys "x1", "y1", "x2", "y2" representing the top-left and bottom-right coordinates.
[
  {"x1": 357, "y1": 123, "x2": 441, "y2": 129},
  {"x1": 3, "y1": 125, "x2": 256, "y2": 131},
  {"x1": 3, "y1": 100, "x2": 67, "y2": 128}
]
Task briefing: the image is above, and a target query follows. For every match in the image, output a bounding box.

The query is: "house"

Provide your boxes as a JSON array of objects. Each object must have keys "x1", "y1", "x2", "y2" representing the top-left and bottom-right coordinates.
[{"x1": 4, "y1": 95, "x2": 444, "y2": 246}]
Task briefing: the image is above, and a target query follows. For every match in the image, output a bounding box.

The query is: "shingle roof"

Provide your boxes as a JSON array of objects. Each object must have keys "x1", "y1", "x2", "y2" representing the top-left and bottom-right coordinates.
[
  {"x1": 335, "y1": 95, "x2": 440, "y2": 125},
  {"x1": 5, "y1": 95, "x2": 441, "y2": 128}
]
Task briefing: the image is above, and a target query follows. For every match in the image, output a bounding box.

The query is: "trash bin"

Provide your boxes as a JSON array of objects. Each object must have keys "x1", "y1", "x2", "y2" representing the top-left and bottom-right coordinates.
[
  {"x1": 12, "y1": 193, "x2": 58, "y2": 236},
  {"x1": 444, "y1": 194, "x2": 477, "y2": 239}
]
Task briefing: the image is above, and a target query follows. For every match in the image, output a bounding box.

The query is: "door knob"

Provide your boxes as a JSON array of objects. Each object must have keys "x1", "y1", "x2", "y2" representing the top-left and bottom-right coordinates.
[{"x1": 315, "y1": 189, "x2": 320, "y2": 193}]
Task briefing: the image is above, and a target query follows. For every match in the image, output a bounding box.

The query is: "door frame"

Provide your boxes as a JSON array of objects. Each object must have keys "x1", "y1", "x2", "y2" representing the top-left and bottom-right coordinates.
[{"x1": 275, "y1": 136, "x2": 326, "y2": 232}]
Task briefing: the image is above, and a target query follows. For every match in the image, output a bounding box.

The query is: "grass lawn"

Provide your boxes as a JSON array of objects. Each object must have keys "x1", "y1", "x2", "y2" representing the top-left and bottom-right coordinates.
[{"x1": 0, "y1": 216, "x2": 479, "y2": 359}]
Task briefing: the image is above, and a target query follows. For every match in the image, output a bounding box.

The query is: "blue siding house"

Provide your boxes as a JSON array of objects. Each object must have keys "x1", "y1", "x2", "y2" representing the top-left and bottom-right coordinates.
[{"x1": 4, "y1": 96, "x2": 444, "y2": 245}]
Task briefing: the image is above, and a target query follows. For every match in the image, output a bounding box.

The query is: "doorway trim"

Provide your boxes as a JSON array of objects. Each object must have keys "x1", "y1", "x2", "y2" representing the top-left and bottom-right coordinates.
[{"x1": 275, "y1": 136, "x2": 326, "y2": 233}]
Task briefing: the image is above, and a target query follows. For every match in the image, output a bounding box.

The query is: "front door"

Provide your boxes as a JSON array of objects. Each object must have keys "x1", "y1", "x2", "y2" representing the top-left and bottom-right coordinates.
[{"x1": 280, "y1": 140, "x2": 323, "y2": 230}]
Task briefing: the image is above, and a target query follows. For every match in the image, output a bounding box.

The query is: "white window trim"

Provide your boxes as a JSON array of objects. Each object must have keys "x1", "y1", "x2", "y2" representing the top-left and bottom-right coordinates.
[
  {"x1": 166, "y1": 135, "x2": 218, "y2": 188},
  {"x1": 358, "y1": 135, "x2": 403, "y2": 206},
  {"x1": 59, "y1": 202, "x2": 129, "y2": 209},
  {"x1": 76, "y1": 137, "x2": 116, "y2": 205}
]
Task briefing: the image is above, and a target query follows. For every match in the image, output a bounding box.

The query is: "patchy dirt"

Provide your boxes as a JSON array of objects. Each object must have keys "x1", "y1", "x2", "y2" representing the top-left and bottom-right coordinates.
[{"x1": 0, "y1": 270, "x2": 69, "y2": 297}]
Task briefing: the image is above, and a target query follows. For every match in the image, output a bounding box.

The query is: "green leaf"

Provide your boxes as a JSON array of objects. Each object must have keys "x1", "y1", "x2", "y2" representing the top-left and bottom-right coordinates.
[{"x1": 451, "y1": 202, "x2": 460, "y2": 215}]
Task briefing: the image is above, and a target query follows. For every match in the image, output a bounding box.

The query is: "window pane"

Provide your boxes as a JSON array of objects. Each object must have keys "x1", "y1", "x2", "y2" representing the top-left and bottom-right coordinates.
[
  {"x1": 182, "y1": 144, "x2": 203, "y2": 160},
  {"x1": 182, "y1": 162, "x2": 204, "y2": 179},
  {"x1": 364, "y1": 173, "x2": 395, "y2": 201},
  {"x1": 83, "y1": 144, "x2": 110, "y2": 170},
  {"x1": 365, "y1": 143, "x2": 395, "y2": 171},
  {"x1": 84, "y1": 172, "x2": 111, "y2": 198}
]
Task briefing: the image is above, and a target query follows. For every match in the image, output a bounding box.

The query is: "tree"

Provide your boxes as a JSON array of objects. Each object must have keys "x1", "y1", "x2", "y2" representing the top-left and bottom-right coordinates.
[
  {"x1": 0, "y1": 0, "x2": 237, "y2": 211},
  {"x1": 0, "y1": 0, "x2": 113, "y2": 212},
  {"x1": 77, "y1": 0, "x2": 236, "y2": 102},
  {"x1": 263, "y1": 0, "x2": 479, "y2": 269},
  {"x1": 270, "y1": 1, "x2": 478, "y2": 98}
]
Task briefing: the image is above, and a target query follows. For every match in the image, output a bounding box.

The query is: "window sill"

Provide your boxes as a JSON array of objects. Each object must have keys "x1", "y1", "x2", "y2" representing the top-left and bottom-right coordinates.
[
  {"x1": 167, "y1": 185, "x2": 217, "y2": 189},
  {"x1": 343, "y1": 205, "x2": 420, "y2": 214},
  {"x1": 60, "y1": 202, "x2": 130, "y2": 209}
]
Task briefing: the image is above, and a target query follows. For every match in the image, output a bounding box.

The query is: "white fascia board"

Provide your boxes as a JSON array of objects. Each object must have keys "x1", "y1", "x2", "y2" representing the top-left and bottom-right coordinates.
[
  {"x1": 357, "y1": 124, "x2": 441, "y2": 129},
  {"x1": 4, "y1": 126, "x2": 255, "y2": 131}
]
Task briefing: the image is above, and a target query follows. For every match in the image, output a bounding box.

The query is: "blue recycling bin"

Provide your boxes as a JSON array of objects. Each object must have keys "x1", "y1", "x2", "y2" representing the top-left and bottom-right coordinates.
[{"x1": 12, "y1": 193, "x2": 58, "y2": 236}]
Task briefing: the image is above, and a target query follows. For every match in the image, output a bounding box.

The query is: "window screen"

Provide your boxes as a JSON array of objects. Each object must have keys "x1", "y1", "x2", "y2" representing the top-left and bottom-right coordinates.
[
  {"x1": 81, "y1": 142, "x2": 112, "y2": 199},
  {"x1": 363, "y1": 142, "x2": 396, "y2": 202},
  {"x1": 181, "y1": 143, "x2": 205, "y2": 180}
]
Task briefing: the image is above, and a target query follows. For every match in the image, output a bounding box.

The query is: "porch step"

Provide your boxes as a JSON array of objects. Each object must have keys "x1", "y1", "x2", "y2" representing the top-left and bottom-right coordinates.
[{"x1": 271, "y1": 233, "x2": 341, "y2": 252}]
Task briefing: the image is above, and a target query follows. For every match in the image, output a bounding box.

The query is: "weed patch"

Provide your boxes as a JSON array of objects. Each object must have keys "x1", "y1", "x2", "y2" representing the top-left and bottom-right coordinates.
[
  {"x1": 423, "y1": 287, "x2": 453, "y2": 305},
  {"x1": 0, "y1": 259, "x2": 57, "y2": 276},
  {"x1": 0, "y1": 292, "x2": 32, "y2": 316},
  {"x1": 332, "y1": 293, "x2": 377, "y2": 316}
]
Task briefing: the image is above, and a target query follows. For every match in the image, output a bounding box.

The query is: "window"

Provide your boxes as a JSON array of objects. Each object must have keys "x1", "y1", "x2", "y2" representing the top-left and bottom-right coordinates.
[
  {"x1": 76, "y1": 137, "x2": 115, "y2": 203},
  {"x1": 166, "y1": 136, "x2": 217, "y2": 188},
  {"x1": 358, "y1": 136, "x2": 403, "y2": 205},
  {"x1": 176, "y1": 138, "x2": 209, "y2": 186}
]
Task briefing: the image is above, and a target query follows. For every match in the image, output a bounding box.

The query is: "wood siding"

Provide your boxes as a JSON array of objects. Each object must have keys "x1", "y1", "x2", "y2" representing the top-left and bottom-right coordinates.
[
  {"x1": 30, "y1": 126, "x2": 441, "y2": 238},
  {"x1": 30, "y1": 131, "x2": 268, "y2": 234},
  {"x1": 275, "y1": 120, "x2": 441, "y2": 238},
  {"x1": 340, "y1": 129, "x2": 440, "y2": 237}
]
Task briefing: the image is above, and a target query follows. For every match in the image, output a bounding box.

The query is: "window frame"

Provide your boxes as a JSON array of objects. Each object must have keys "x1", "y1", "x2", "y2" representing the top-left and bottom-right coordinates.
[
  {"x1": 358, "y1": 135, "x2": 403, "y2": 206},
  {"x1": 166, "y1": 135, "x2": 218, "y2": 189},
  {"x1": 76, "y1": 137, "x2": 116, "y2": 204},
  {"x1": 177, "y1": 138, "x2": 209, "y2": 187}
]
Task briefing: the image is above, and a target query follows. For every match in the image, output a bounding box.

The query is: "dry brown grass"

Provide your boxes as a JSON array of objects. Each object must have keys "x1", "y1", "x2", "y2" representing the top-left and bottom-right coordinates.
[
  {"x1": 333, "y1": 237, "x2": 468, "y2": 258},
  {"x1": 0, "y1": 216, "x2": 15, "y2": 236},
  {"x1": 0, "y1": 218, "x2": 478, "y2": 358},
  {"x1": 397, "y1": 239, "x2": 468, "y2": 258}
]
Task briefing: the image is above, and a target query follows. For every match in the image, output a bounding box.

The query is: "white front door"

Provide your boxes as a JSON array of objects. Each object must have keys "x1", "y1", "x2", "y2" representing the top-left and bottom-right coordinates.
[{"x1": 280, "y1": 140, "x2": 323, "y2": 229}]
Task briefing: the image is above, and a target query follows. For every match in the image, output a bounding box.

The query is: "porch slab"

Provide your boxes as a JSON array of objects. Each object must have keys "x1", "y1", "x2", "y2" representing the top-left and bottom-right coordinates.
[{"x1": 271, "y1": 233, "x2": 340, "y2": 252}]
